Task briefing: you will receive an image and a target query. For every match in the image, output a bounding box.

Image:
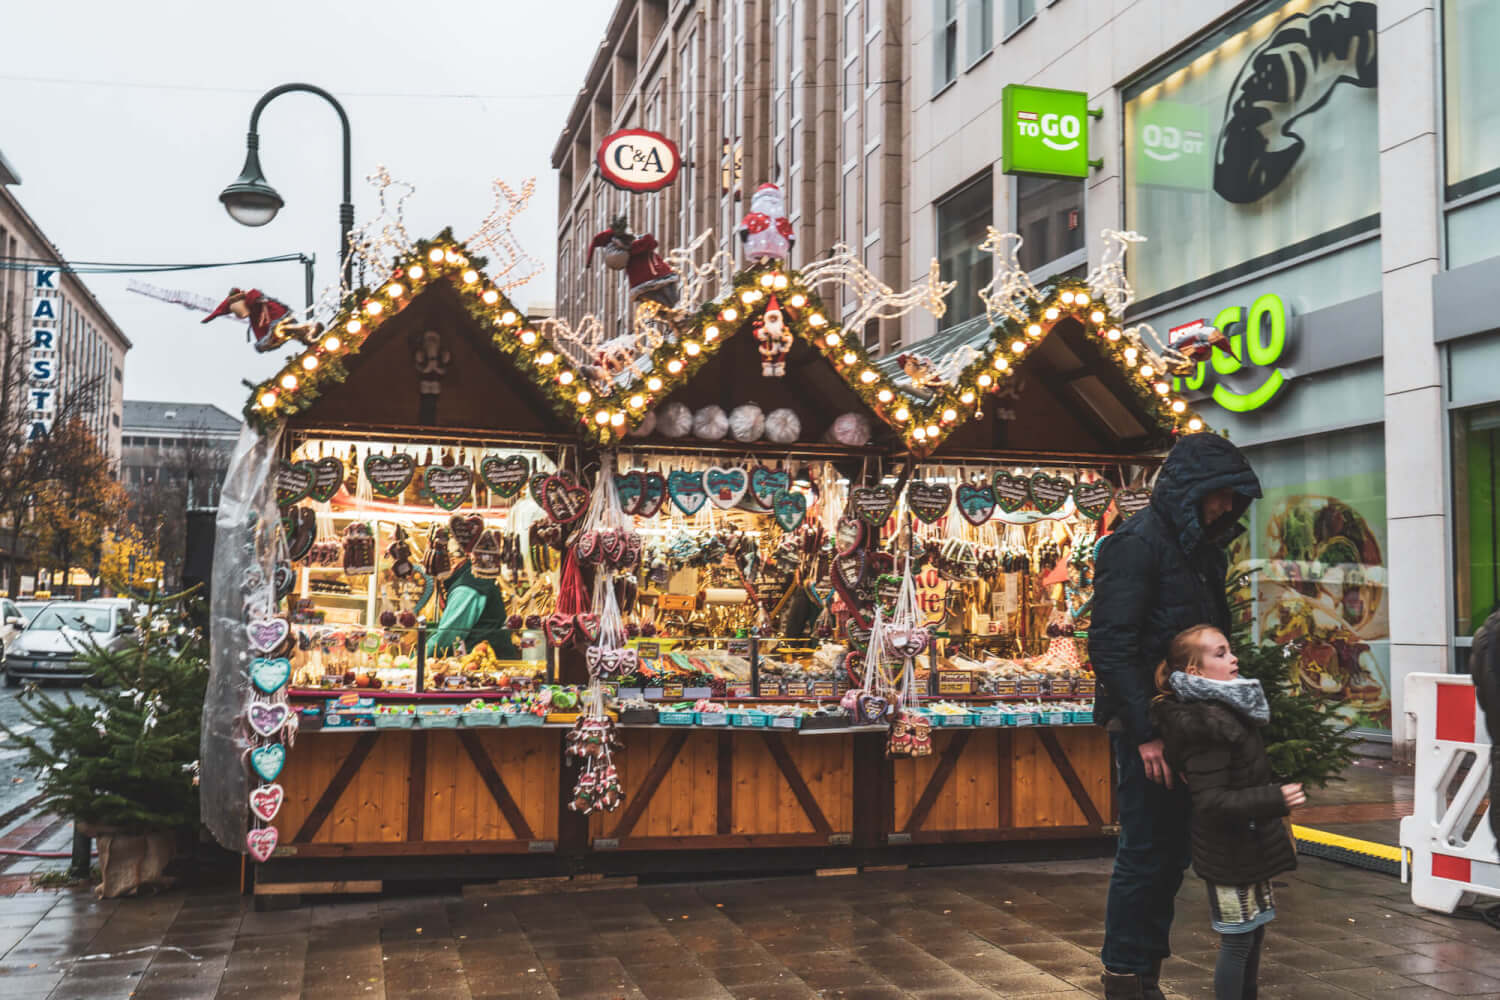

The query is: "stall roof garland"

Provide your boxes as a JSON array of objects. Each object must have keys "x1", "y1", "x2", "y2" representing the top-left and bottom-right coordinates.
[{"x1": 244, "y1": 231, "x2": 1204, "y2": 452}]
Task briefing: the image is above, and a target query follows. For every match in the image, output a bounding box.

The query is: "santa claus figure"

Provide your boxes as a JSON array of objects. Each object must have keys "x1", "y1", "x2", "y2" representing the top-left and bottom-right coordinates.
[
  {"x1": 754, "y1": 295, "x2": 794, "y2": 376},
  {"x1": 738, "y1": 183, "x2": 795, "y2": 262},
  {"x1": 586, "y1": 215, "x2": 679, "y2": 309},
  {"x1": 202, "y1": 288, "x2": 322, "y2": 353}
]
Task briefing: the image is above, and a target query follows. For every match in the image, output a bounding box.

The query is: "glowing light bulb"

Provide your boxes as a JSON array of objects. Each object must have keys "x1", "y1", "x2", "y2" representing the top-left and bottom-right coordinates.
[
  {"x1": 741, "y1": 289, "x2": 758, "y2": 304},
  {"x1": 1171, "y1": 400, "x2": 1186, "y2": 413},
  {"x1": 759, "y1": 273, "x2": 775, "y2": 288},
  {"x1": 1026, "y1": 323, "x2": 1042, "y2": 338},
  {"x1": 301, "y1": 355, "x2": 318, "y2": 371},
  {"x1": 1140, "y1": 364, "x2": 1154, "y2": 378},
  {"x1": 365, "y1": 300, "x2": 383, "y2": 316},
  {"x1": 1154, "y1": 382, "x2": 1170, "y2": 395},
  {"x1": 825, "y1": 332, "x2": 841, "y2": 346},
  {"x1": 685, "y1": 341, "x2": 701, "y2": 356},
  {"x1": 860, "y1": 370, "x2": 878, "y2": 384},
  {"x1": 960, "y1": 391, "x2": 975, "y2": 404},
  {"x1": 1123, "y1": 347, "x2": 1139, "y2": 363},
  {"x1": 912, "y1": 427, "x2": 927, "y2": 441},
  {"x1": 445, "y1": 250, "x2": 460, "y2": 263},
  {"x1": 408, "y1": 265, "x2": 424, "y2": 280},
  {"x1": 538, "y1": 351, "x2": 555, "y2": 366},
  {"x1": 647, "y1": 376, "x2": 663, "y2": 391},
  {"x1": 280, "y1": 373, "x2": 298, "y2": 390},
  {"x1": 501, "y1": 310, "x2": 517, "y2": 325},
  {"x1": 978, "y1": 374, "x2": 993, "y2": 387},
  {"x1": 774, "y1": 275, "x2": 788, "y2": 290},
  {"x1": 577, "y1": 390, "x2": 592, "y2": 404},
  {"x1": 1044, "y1": 307, "x2": 1060, "y2": 321},
  {"x1": 322, "y1": 335, "x2": 341, "y2": 352},
  {"x1": 942, "y1": 408, "x2": 957, "y2": 422},
  {"x1": 1188, "y1": 418, "x2": 1203, "y2": 431},
  {"x1": 667, "y1": 359, "x2": 684, "y2": 374},
  {"x1": 629, "y1": 394, "x2": 645, "y2": 410},
  {"x1": 462, "y1": 269, "x2": 479, "y2": 284},
  {"x1": 386, "y1": 283, "x2": 404, "y2": 298},
  {"x1": 482, "y1": 289, "x2": 499, "y2": 305},
  {"x1": 809, "y1": 313, "x2": 827, "y2": 327},
  {"x1": 1106, "y1": 328, "x2": 1121, "y2": 341},
  {"x1": 1076, "y1": 292, "x2": 1091, "y2": 306},
  {"x1": 559, "y1": 371, "x2": 574, "y2": 385},
  {"x1": 788, "y1": 293, "x2": 806, "y2": 308},
  {"x1": 346, "y1": 319, "x2": 362, "y2": 335},
  {"x1": 1060, "y1": 291, "x2": 1075, "y2": 305},
  {"x1": 610, "y1": 411, "x2": 625, "y2": 427},
  {"x1": 428, "y1": 248, "x2": 444, "y2": 263},
  {"x1": 925, "y1": 424, "x2": 940, "y2": 437},
  {"x1": 258, "y1": 391, "x2": 278, "y2": 409},
  {"x1": 721, "y1": 307, "x2": 739, "y2": 321},
  {"x1": 894, "y1": 407, "x2": 909, "y2": 421},
  {"x1": 877, "y1": 389, "x2": 893, "y2": 403},
  {"x1": 704, "y1": 325, "x2": 719, "y2": 341},
  {"x1": 520, "y1": 330, "x2": 537, "y2": 346},
  {"x1": 842, "y1": 351, "x2": 857, "y2": 365},
  {"x1": 1090, "y1": 310, "x2": 1105, "y2": 324},
  {"x1": 1011, "y1": 340, "x2": 1026, "y2": 354},
  {"x1": 595, "y1": 411, "x2": 610, "y2": 425}
]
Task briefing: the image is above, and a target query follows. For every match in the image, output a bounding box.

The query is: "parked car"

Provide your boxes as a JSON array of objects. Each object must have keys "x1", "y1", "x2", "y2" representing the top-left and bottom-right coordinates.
[
  {"x1": 15, "y1": 600, "x2": 53, "y2": 626},
  {"x1": 3, "y1": 603, "x2": 136, "y2": 687},
  {"x1": 0, "y1": 598, "x2": 26, "y2": 652}
]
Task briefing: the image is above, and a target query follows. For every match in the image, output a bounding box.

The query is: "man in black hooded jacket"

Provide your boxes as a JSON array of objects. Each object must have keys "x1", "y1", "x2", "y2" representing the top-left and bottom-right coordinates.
[{"x1": 1091, "y1": 434, "x2": 1262, "y2": 1000}]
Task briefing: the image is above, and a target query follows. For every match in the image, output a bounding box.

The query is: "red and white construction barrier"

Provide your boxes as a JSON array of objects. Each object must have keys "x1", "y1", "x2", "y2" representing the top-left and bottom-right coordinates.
[{"x1": 1399, "y1": 673, "x2": 1499, "y2": 913}]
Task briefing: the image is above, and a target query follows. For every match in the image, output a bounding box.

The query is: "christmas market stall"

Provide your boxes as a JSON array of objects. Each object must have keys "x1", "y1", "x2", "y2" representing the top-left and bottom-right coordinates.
[{"x1": 200, "y1": 209, "x2": 1206, "y2": 894}]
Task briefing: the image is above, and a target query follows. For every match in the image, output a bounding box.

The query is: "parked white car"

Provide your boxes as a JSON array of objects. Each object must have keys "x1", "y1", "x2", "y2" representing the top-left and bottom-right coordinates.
[{"x1": 3, "y1": 603, "x2": 136, "y2": 686}]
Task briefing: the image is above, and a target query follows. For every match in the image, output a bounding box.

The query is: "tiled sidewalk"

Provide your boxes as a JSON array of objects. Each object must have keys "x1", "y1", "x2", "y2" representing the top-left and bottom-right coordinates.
[{"x1": 0, "y1": 853, "x2": 1497, "y2": 999}]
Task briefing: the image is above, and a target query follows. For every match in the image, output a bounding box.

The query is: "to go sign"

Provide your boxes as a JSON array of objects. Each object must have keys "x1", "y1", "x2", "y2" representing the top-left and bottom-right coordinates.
[
  {"x1": 1002, "y1": 84, "x2": 1098, "y2": 180},
  {"x1": 596, "y1": 128, "x2": 681, "y2": 193},
  {"x1": 1173, "y1": 293, "x2": 1291, "y2": 413}
]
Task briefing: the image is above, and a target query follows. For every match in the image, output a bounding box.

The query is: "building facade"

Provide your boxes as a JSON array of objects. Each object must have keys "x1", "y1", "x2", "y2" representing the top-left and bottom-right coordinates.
[
  {"x1": 0, "y1": 150, "x2": 130, "y2": 466},
  {"x1": 904, "y1": 0, "x2": 1492, "y2": 753},
  {"x1": 121, "y1": 401, "x2": 240, "y2": 506},
  {"x1": 552, "y1": 0, "x2": 912, "y2": 353}
]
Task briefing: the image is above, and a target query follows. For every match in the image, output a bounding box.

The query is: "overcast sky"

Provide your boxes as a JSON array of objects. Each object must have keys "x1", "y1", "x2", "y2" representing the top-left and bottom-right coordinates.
[{"x1": 0, "y1": 0, "x2": 615, "y2": 418}]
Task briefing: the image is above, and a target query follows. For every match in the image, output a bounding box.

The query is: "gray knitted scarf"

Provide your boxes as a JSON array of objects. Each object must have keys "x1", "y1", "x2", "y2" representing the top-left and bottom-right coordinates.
[{"x1": 1168, "y1": 671, "x2": 1271, "y2": 725}]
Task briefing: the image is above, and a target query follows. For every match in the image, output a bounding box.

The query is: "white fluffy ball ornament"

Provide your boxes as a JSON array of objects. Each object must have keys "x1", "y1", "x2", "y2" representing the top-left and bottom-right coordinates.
[
  {"x1": 825, "y1": 412, "x2": 872, "y2": 447},
  {"x1": 628, "y1": 410, "x2": 658, "y2": 438},
  {"x1": 693, "y1": 405, "x2": 729, "y2": 440},
  {"x1": 764, "y1": 408, "x2": 801, "y2": 444},
  {"x1": 656, "y1": 402, "x2": 693, "y2": 438},
  {"x1": 729, "y1": 404, "x2": 765, "y2": 442}
]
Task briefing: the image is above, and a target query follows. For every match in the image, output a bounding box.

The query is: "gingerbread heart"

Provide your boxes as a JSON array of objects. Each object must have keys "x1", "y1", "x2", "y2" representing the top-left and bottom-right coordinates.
[
  {"x1": 528, "y1": 472, "x2": 552, "y2": 507},
  {"x1": 364, "y1": 453, "x2": 415, "y2": 498},
  {"x1": 480, "y1": 455, "x2": 530, "y2": 499},
  {"x1": 749, "y1": 466, "x2": 791, "y2": 506},
  {"x1": 857, "y1": 693, "x2": 890, "y2": 726},
  {"x1": 545, "y1": 612, "x2": 576, "y2": 646},
  {"x1": 250, "y1": 743, "x2": 287, "y2": 782},
  {"x1": 906, "y1": 482, "x2": 952, "y2": 524},
  {"x1": 614, "y1": 471, "x2": 645, "y2": 515},
  {"x1": 1074, "y1": 480, "x2": 1115, "y2": 520},
  {"x1": 956, "y1": 484, "x2": 996, "y2": 526},
  {"x1": 1028, "y1": 472, "x2": 1073, "y2": 515},
  {"x1": 450, "y1": 513, "x2": 484, "y2": 553},
  {"x1": 835, "y1": 516, "x2": 866, "y2": 555},
  {"x1": 575, "y1": 529, "x2": 601, "y2": 563},
  {"x1": 308, "y1": 457, "x2": 344, "y2": 503},
  {"x1": 275, "y1": 461, "x2": 313, "y2": 507},
  {"x1": 249, "y1": 657, "x2": 292, "y2": 695},
  {"x1": 575, "y1": 612, "x2": 602, "y2": 644},
  {"x1": 248, "y1": 701, "x2": 289, "y2": 738},
  {"x1": 886, "y1": 626, "x2": 931, "y2": 660},
  {"x1": 668, "y1": 470, "x2": 707, "y2": 515},
  {"x1": 426, "y1": 466, "x2": 474, "y2": 511},
  {"x1": 845, "y1": 623, "x2": 871, "y2": 654},
  {"x1": 849, "y1": 485, "x2": 897, "y2": 530},
  {"x1": 704, "y1": 466, "x2": 749, "y2": 509},
  {"x1": 991, "y1": 472, "x2": 1030, "y2": 513},
  {"x1": 834, "y1": 552, "x2": 866, "y2": 591},
  {"x1": 600, "y1": 528, "x2": 629, "y2": 566},
  {"x1": 249, "y1": 783, "x2": 284, "y2": 823},
  {"x1": 246, "y1": 618, "x2": 289, "y2": 653},
  {"x1": 273, "y1": 563, "x2": 296, "y2": 601},
  {"x1": 246, "y1": 826, "x2": 279, "y2": 863},
  {"x1": 1115, "y1": 487, "x2": 1153, "y2": 517},
  {"x1": 281, "y1": 506, "x2": 315, "y2": 562},
  {"x1": 773, "y1": 491, "x2": 807, "y2": 532},
  {"x1": 637, "y1": 472, "x2": 667, "y2": 518},
  {"x1": 542, "y1": 475, "x2": 590, "y2": 524}
]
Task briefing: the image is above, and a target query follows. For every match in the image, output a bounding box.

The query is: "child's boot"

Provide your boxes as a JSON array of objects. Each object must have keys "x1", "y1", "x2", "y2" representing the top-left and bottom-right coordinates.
[{"x1": 1100, "y1": 970, "x2": 1145, "y2": 1000}]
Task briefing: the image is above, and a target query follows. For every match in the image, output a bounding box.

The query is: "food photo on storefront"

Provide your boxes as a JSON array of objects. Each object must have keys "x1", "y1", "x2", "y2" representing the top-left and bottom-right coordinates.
[{"x1": 196, "y1": 221, "x2": 1212, "y2": 897}]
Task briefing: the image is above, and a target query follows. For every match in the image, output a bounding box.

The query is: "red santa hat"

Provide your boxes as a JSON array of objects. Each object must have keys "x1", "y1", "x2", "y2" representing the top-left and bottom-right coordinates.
[
  {"x1": 763, "y1": 294, "x2": 782, "y2": 316},
  {"x1": 202, "y1": 287, "x2": 257, "y2": 323},
  {"x1": 755, "y1": 182, "x2": 781, "y2": 194}
]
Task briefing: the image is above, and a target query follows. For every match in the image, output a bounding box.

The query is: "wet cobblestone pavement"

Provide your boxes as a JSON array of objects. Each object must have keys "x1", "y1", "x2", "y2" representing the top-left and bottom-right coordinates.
[{"x1": 0, "y1": 853, "x2": 1497, "y2": 999}]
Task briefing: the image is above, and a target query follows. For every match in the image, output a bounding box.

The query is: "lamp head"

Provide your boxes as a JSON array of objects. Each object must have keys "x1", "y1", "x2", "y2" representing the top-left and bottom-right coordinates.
[{"x1": 219, "y1": 137, "x2": 282, "y2": 227}]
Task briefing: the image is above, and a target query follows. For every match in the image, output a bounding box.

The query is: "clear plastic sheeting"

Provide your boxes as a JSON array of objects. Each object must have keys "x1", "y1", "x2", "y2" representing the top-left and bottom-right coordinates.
[{"x1": 201, "y1": 423, "x2": 283, "y2": 851}]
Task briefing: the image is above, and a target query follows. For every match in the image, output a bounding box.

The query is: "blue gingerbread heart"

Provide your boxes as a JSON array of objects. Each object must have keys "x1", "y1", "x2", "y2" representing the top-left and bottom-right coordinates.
[
  {"x1": 251, "y1": 743, "x2": 287, "y2": 782},
  {"x1": 249, "y1": 657, "x2": 292, "y2": 695}
]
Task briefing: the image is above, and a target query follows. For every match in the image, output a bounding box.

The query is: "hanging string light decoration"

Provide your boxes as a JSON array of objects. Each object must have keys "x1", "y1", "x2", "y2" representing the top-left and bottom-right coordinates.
[
  {"x1": 977, "y1": 229, "x2": 1044, "y2": 327},
  {"x1": 466, "y1": 178, "x2": 544, "y2": 293},
  {"x1": 344, "y1": 166, "x2": 417, "y2": 291},
  {"x1": 798, "y1": 245, "x2": 956, "y2": 339}
]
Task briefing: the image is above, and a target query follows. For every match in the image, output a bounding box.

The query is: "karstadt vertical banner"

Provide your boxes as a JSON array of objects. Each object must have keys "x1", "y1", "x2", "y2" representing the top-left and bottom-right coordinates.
[{"x1": 28, "y1": 266, "x2": 60, "y2": 440}]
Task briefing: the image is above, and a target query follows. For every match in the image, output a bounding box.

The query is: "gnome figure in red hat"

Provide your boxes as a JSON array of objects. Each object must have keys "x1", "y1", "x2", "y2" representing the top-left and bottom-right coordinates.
[
  {"x1": 587, "y1": 216, "x2": 679, "y2": 310},
  {"x1": 738, "y1": 182, "x2": 795, "y2": 262},
  {"x1": 202, "y1": 288, "x2": 322, "y2": 353},
  {"x1": 754, "y1": 295, "x2": 793, "y2": 376}
]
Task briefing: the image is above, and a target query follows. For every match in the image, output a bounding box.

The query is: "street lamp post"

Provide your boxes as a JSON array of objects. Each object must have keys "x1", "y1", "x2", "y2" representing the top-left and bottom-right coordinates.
[{"x1": 219, "y1": 83, "x2": 354, "y2": 292}]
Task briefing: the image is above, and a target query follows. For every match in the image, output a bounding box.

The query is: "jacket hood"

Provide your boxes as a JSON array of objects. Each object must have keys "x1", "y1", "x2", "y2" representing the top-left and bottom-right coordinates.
[
  {"x1": 1149, "y1": 433, "x2": 1262, "y2": 554},
  {"x1": 1150, "y1": 695, "x2": 1256, "y2": 747}
]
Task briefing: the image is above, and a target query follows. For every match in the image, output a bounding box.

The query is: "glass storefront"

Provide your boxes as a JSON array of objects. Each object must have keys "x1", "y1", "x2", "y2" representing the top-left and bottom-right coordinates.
[
  {"x1": 1230, "y1": 425, "x2": 1391, "y2": 735},
  {"x1": 1443, "y1": 0, "x2": 1500, "y2": 267},
  {"x1": 1122, "y1": 0, "x2": 1381, "y2": 306},
  {"x1": 1452, "y1": 403, "x2": 1500, "y2": 639},
  {"x1": 935, "y1": 170, "x2": 992, "y2": 329},
  {"x1": 1015, "y1": 174, "x2": 1083, "y2": 273}
]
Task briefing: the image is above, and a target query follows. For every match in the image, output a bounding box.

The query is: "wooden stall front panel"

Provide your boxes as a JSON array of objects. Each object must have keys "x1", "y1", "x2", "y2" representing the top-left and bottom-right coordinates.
[
  {"x1": 589, "y1": 730, "x2": 854, "y2": 851},
  {"x1": 889, "y1": 727, "x2": 1112, "y2": 843},
  {"x1": 275, "y1": 729, "x2": 559, "y2": 857}
]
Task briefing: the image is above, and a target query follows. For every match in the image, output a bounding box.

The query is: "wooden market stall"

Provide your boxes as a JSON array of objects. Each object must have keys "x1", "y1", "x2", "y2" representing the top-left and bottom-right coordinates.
[{"x1": 215, "y1": 232, "x2": 1204, "y2": 895}]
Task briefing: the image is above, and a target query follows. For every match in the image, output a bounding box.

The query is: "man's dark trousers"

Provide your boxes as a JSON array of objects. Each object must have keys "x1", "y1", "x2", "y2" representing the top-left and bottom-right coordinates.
[{"x1": 1100, "y1": 732, "x2": 1193, "y2": 974}]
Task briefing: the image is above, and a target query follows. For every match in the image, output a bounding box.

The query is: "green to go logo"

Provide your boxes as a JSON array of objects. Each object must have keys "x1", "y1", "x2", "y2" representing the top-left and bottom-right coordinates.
[
  {"x1": 1172, "y1": 293, "x2": 1289, "y2": 413},
  {"x1": 1002, "y1": 84, "x2": 1099, "y2": 180}
]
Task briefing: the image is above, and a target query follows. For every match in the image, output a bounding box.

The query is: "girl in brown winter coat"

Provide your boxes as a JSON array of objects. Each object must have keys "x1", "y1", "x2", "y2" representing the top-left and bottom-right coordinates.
[{"x1": 1148, "y1": 626, "x2": 1307, "y2": 1000}]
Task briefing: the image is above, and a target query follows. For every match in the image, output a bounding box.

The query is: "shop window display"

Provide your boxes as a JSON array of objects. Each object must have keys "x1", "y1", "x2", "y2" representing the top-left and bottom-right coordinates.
[
  {"x1": 1123, "y1": 0, "x2": 1380, "y2": 304},
  {"x1": 1231, "y1": 425, "x2": 1389, "y2": 734},
  {"x1": 1453, "y1": 404, "x2": 1500, "y2": 638}
]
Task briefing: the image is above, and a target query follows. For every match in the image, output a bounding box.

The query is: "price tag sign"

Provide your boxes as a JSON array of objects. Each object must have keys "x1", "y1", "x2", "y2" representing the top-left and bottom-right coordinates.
[
  {"x1": 784, "y1": 682, "x2": 810, "y2": 698},
  {"x1": 811, "y1": 680, "x2": 837, "y2": 698},
  {"x1": 937, "y1": 671, "x2": 974, "y2": 696}
]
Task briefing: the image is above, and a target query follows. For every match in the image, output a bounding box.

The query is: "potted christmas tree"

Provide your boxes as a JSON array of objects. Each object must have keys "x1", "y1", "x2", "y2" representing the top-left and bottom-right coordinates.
[{"x1": 0, "y1": 589, "x2": 207, "y2": 897}]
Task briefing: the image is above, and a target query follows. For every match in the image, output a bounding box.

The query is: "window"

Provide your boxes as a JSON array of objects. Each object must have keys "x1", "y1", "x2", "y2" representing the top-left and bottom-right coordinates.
[
  {"x1": 1237, "y1": 425, "x2": 1390, "y2": 735},
  {"x1": 1004, "y1": 0, "x2": 1034, "y2": 34},
  {"x1": 1015, "y1": 174, "x2": 1084, "y2": 274},
  {"x1": 1454, "y1": 404, "x2": 1500, "y2": 638},
  {"x1": 1445, "y1": 0, "x2": 1500, "y2": 196},
  {"x1": 966, "y1": 0, "x2": 994, "y2": 64},
  {"x1": 1122, "y1": 0, "x2": 1379, "y2": 306},
  {"x1": 935, "y1": 171, "x2": 992, "y2": 329},
  {"x1": 933, "y1": 0, "x2": 958, "y2": 94}
]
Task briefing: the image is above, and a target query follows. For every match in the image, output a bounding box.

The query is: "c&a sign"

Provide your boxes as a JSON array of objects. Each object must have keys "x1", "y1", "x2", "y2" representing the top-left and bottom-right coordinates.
[{"x1": 597, "y1": 129, "x2": 682, "y2": 193}]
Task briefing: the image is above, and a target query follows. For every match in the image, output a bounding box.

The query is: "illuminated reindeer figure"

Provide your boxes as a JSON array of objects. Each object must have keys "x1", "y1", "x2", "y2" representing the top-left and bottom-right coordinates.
[
  {"x1": 1085, "y1": 229, "x2": 1148, "y2": 315},
  {"x1": 977, "y1": 229, "x2": 1043, "y2": 326},
  {"x1": 799, "y1": 244, "x2": 955, "y2": 337},
  {"x1": 468, "y1": 178, "x2": 543, "y2": 293}
]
